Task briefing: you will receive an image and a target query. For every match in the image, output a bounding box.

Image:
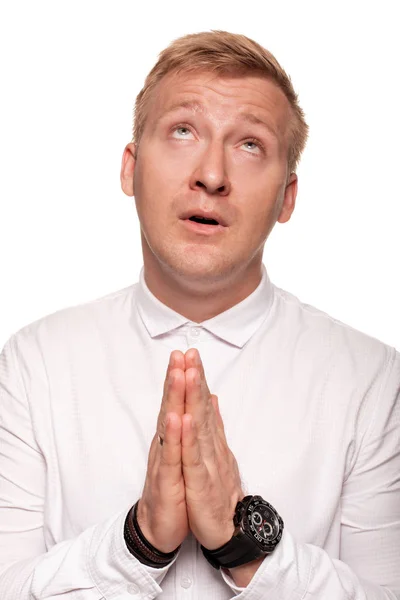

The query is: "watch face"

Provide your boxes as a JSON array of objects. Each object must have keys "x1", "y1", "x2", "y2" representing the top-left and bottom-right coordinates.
[{"x1": 245, "y1": 496, "x2": 283, "y2": 550}]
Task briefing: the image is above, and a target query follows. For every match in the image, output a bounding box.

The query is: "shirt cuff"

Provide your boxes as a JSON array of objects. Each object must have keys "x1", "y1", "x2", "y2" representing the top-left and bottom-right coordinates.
[
  {"x1": 221, "y1": 567, "x2": 246, "y2": 595},
  {"x1": 219, "y1": 530, "x2": 312, "y2": 599},
  {"x1": 141, "y1": 552, "x2": 180, "y2": 586},
  {"x1": 88, "y1": 506, "x2": 177, "y2": 599}
]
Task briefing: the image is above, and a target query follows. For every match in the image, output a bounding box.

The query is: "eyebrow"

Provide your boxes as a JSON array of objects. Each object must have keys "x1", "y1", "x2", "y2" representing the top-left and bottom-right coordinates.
[
  {"x1": 154, "y1": 100, "x2": 280, "y2": 141},
  {"x1": 153, "y1": 100, "x2": 204, "y2": 127},
  {"x1": 238, "y1": 112, "x2": 279, "y2": 141}
]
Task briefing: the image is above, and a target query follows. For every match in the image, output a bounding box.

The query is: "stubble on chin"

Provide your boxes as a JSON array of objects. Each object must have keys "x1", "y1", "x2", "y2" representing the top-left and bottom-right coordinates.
[
  {"x1": 144, "y1": 231, "x2": 238, "y2": 288},
  {"x1": 164, "y1": 242, "x2": 236, "y2": 283}
]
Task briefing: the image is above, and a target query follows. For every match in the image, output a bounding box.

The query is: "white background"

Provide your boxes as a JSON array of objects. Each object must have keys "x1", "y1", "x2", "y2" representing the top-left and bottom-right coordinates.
[{"x1": 0, "y1": 0, "x2": 399, "y2": 349}]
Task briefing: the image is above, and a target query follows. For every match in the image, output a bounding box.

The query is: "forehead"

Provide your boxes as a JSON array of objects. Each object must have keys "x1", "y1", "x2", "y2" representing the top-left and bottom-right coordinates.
[{"x1": 146, "y1": 70, "x2": 292, "y2": 141}]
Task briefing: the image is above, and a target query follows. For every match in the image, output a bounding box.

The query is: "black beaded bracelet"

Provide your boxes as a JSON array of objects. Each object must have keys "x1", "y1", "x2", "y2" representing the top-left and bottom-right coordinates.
[{"x1": 123, "y1": 501, "x2": 180, "y2": 568}]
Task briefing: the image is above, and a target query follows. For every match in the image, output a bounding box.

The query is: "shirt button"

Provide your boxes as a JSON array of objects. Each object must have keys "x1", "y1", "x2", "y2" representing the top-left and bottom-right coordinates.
[
  {"x1": 127, "y1": 583, "x2": 140, "y2": 595},
  {"x1": 180, "y1": 576, "x2": 192, "y2": 589},
  {"x1": 190, "y1": 327, "x2": 200, "y2": 338}
]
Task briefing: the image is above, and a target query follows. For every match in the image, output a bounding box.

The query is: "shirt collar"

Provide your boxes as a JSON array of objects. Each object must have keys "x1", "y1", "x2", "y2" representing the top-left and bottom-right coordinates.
[{"x1": 135, "y1": 265, "x2": 274, "y2": 348}]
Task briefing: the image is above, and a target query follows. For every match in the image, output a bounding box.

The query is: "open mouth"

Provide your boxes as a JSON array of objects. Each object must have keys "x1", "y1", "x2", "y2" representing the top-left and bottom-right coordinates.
[{"x1": 188, "y1": 216, "x2": 219, "y2": 226}]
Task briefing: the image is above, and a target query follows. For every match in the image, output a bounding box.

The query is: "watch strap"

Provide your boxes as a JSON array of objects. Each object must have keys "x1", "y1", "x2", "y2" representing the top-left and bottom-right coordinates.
[{"x1": 201, "y1": 528, "x2": 266, "y2": 569}]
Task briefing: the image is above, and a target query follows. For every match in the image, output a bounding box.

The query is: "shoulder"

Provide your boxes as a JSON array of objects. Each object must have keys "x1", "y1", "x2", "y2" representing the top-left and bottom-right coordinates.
[
  {"x1": 9, "y1": 283, "x2": 140, "y2": 352},
  {"x1": 272, "y1": 284, "x2": 398, "y2": 379}
]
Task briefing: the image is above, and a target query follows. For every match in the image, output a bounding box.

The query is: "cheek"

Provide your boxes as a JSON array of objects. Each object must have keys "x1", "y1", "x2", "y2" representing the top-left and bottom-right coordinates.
[
  {"x1": 135, "y1": 144, "x2": 191, "y2": 206},
  {"x1": 134, "y1": 163, "x2": 183, "y2": 245},
  {"x1": 239, "y1": 170, "x2": 285, "y2": 229},
  {"x1": 133, "y1": 155, "x2": 165, "y2": 221},
  {"x1": 239, "y1": 191, "x2": 279, "y2": 230}
]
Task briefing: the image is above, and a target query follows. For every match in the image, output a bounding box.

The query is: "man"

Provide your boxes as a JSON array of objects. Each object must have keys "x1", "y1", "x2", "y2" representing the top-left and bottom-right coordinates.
[{"x1": 0, "y1": 30, "x2": 398, "y2": 599}]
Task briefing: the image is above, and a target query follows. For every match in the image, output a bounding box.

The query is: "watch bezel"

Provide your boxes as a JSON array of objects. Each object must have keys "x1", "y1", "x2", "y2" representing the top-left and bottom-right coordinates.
[
  {"x1": 201, "y1": 495, "x2": 284, "y2": 570},
  {"x1": 242, "y1": 495, "x2": 284, "y2": 552}
]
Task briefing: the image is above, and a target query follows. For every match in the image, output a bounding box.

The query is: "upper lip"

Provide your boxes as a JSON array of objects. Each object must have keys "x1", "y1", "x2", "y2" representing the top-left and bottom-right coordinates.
[{"x1": 180, "y1": 209, "x2": 228, "y2": 227}]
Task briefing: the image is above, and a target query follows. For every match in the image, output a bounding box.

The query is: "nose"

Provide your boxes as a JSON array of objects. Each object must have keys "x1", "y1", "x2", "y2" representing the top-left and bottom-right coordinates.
[{"x1": 189, "y1": 141, "x2": 231, "y2": 196}]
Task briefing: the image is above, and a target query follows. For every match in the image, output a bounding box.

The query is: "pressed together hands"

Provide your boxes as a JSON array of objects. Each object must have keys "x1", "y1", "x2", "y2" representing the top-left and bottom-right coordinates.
[{"x1": 137, "y1": 348, "x2": 244, "y2": 554}]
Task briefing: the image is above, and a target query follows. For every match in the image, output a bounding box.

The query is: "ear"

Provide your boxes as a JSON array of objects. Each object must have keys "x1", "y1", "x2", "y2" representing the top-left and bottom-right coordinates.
[
  {"x1": 277, "y1": 172, "x2": 298, "y2": 224},
  {"x1": 120, "y1": 143, "x2": 137, "y2": 197}
]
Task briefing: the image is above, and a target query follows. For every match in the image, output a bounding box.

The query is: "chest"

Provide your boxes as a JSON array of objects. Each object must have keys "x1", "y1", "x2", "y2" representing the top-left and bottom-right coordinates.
[{"x1": 36, "y1": 334, "x2": 354, "y2": 546}]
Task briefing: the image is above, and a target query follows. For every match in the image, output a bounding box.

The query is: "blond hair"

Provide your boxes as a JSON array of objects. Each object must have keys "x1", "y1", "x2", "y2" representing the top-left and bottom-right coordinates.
[{"x1": 133, "y1": 30, "x2": 309, "y2": 173}]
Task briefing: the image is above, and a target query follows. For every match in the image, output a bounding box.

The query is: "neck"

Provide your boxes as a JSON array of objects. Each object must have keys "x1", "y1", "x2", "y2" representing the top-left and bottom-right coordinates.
[{"x1": 142, "y1": 258, "x2": 264, "y2": 324}]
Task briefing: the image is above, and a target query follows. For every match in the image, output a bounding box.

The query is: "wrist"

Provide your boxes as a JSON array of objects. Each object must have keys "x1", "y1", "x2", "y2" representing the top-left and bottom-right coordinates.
[
  {"x1": 124, "y1": 501, "x2": 180, "y2": 568},
  {"x1": 199, "y1": 522, "x2": 235, "y2": 551},
  {"x1": 227, "y1": 556, "x2": 265, "y2": 587}
]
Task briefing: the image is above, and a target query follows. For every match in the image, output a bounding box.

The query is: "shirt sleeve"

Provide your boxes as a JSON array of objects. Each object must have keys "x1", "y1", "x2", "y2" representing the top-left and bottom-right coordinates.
[
  {"x1": 0, "y1": 335, "x2": 173, "y2": 600},
  {"x1": 221, "y1": 347, "x2": 400, "y2": 599}
]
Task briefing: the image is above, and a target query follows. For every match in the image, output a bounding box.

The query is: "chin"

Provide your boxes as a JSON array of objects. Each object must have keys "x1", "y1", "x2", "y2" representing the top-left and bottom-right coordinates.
[
  {"x1": 144, "y1": 237, "x2": 240, "y2": 285},
  {"x1": 163, "y1": 253, "x2": 238, "y2": 285}
]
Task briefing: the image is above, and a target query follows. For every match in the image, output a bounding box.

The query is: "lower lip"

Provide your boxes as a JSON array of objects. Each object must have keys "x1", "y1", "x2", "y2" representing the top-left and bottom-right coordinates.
[{"x1": 181, "y1": 219, "x2": 226, "y2": 235}]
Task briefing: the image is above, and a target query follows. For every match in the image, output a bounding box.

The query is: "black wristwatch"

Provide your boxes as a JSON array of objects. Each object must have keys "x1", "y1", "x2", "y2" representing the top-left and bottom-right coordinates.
[{"x1": 201, "y1": 495, "x2": 284, "y2": 570}]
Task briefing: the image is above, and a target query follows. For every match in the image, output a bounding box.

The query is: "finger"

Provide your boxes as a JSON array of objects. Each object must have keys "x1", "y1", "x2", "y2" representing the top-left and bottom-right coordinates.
[
  {"x1": 146, "y1": 432, "x2": 160, "y2": 472},
  {"x1": 167, "y1": 350, "x2": 185, "y2": 377},
  {"x1": 184, "y1": 367, "x2": 210, "y2": 425},
  {"x1": 162, "y1": 350, "x2": 185, "y2": 399},
  {"x1": 185, "y1": 368, "x2": 217, "y2": 459},
  {"x1": 157, "y1": 350, "x2": 185, "y2": 437},
  {"x1": 165, "y1": 367, "x2": 186, "y2": 412},
  {"x1": 157, "y1": 368, "x2": 185, "y2": 437},
  {"x1": 185, "y1": 349, "x2": 211, "y2": 395},
  {"x1": 159, "y1": 412, "x2": 183, "y2": 487},
  {"x1": 210, "y1": 394, "x2": 227, "y2": 442},
  {"x1": 181, "y1": 413, "x2": 208, "y2": 492}
]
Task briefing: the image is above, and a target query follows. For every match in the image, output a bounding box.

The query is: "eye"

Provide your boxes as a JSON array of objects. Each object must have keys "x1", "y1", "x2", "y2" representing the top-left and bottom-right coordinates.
[
  {"x1": 171, "y1": 126, "x2": 194, "y2": 139},
  {"x1": 242, "y1": 138, "x2": 263, "y2": 154}
]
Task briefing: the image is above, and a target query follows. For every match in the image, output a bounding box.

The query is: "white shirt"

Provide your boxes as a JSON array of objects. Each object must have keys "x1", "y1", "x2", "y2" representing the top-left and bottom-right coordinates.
[{"x1": 0, "y1": 265, "x2": 399, "y2": 600}]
